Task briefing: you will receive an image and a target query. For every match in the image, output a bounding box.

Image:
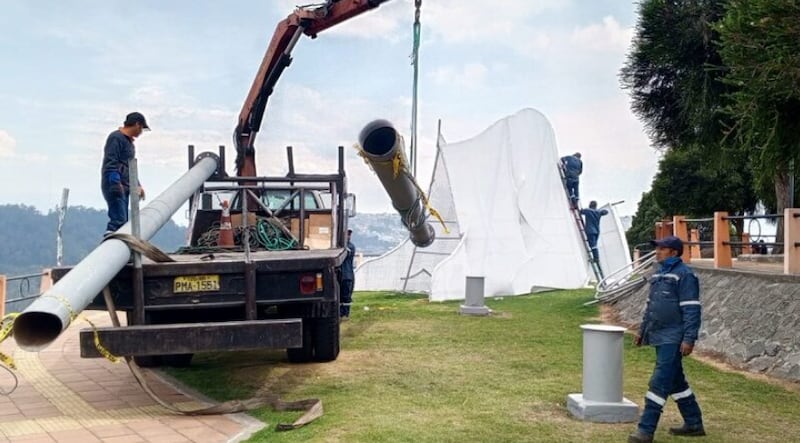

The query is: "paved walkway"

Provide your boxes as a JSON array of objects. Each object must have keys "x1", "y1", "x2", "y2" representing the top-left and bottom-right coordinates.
[{"x1": 0, "y1": 313, "x2": 264, "y2": 442}]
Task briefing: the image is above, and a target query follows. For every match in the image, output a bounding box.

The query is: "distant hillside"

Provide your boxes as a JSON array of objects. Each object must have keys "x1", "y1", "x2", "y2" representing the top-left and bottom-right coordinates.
[
  {"x1": 0, "y1": 204, "x2": 186, "y2": 276},
  {"x1": 0, "y1": 205, "x2": 408, "y2": 276},
  {"x1": 348, "y1": 213, "x2": 408, "y2": 256}
]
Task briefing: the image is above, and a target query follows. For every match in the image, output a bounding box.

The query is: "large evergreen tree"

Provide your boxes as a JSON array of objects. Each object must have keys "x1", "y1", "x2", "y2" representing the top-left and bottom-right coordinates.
[{"x1": 717, "y1": 0, "x2": 800, "y2": 214}]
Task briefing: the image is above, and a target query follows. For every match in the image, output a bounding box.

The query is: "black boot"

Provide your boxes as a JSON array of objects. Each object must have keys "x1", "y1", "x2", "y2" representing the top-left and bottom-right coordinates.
[
  {"x1": 628, "y1": 430, "x2": 654, "y2": 443},
  {"x1": 668, "y1": 424, "x2": 706, "y2": 436}
]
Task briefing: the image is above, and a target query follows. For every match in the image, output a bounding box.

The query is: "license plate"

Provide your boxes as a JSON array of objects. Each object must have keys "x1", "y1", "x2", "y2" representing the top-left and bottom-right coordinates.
[{"x1": 173, "y1": 275, "x2": 220, "y2": 293}]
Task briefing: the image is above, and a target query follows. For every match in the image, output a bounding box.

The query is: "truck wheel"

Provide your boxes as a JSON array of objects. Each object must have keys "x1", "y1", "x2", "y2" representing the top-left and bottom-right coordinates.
[
  {"x1": 287, "y1": 321, "x2": 313, "y2": 363},
  {"x1": 312, "y1": 317, "x2": 340, "y2": 362},
  {"x1": 161, "y1": 354, "x2": 194, "y2": 367}
]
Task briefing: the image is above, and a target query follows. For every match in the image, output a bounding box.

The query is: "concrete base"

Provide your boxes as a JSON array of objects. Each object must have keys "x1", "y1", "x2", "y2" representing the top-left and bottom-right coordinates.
[
  {"x1": 459, "y1": 304, "x2": 490, "y2": 316},
  {"x1": 566, "y1": 393, "x2": 639, "y2": 423}
]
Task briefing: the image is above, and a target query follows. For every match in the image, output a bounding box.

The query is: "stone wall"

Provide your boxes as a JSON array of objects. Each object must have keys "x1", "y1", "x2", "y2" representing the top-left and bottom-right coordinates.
[{"x1": 608, "y1": 266, "x2": 800, "y2": 382}]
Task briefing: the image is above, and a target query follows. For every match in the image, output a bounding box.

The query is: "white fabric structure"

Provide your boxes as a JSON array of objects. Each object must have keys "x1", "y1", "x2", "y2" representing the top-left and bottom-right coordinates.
[
  {"x1": 596, "y1": 203, "x2": 632, "y2": 279},
  {"x1": 356, "y1": 108, "x2": 630, "y2": 301}
]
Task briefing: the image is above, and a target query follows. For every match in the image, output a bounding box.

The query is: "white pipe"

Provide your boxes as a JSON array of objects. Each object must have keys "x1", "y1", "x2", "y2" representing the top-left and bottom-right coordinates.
[{"x1": 13, "y1": 156, "x2": 219, "y2": 351}]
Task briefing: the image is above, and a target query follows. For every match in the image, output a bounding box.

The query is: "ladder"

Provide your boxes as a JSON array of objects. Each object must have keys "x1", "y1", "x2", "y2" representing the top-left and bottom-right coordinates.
[{"x1": 557, "y1": 162, "x2": 604, "y2": 282}]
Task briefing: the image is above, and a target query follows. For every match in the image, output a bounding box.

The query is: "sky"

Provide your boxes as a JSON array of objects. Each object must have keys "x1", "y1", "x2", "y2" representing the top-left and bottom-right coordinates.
[{"x1": 0, "y1": 0, "x2": 659, "y2": 224}]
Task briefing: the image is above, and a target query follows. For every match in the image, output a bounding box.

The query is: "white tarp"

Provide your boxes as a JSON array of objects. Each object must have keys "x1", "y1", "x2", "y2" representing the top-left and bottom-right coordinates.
[{"x1": 356, "y1": 108, "x2": 630, "y2": 301}]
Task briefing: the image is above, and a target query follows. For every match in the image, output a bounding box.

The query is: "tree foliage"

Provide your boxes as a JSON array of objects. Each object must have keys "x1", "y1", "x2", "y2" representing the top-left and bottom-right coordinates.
[
  {"x1": 626, "y1": 190, "x2": 665, "y2": 253},
  {"x1": 717, "y1": 0, "x2": 800, "y2": 212},
  {"x1": 650, "y1": 143, "x2": 756, "y2": 216},
  {"x1": 620, "y1": 0, "x2": 732, "y2": 150}
]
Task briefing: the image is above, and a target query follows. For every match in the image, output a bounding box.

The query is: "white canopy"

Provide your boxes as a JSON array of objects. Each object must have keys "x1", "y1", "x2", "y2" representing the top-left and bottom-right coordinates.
[{"x1": 356, "y1": 108, "x2": 630, "y2": 301}]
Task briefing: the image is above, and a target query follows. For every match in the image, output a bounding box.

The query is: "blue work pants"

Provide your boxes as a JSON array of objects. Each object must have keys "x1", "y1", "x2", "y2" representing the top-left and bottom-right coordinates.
[{"x1": 638, "y1": 343, "x2": 703, "y2": 435}]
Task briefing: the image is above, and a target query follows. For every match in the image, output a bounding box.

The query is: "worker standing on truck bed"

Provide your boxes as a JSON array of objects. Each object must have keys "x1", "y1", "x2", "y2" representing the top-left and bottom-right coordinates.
[
  {"x1": 100, "y1": 112, "x2": 148, "y2": 235},
  {"x1": 340, "y1": 229, "x2": 356, "y2": 320}
]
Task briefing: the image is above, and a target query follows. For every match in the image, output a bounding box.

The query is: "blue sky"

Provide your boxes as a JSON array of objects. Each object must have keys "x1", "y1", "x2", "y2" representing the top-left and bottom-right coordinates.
[{"x1": 0, "y1": 0, "x2": 657, "y2": 222}]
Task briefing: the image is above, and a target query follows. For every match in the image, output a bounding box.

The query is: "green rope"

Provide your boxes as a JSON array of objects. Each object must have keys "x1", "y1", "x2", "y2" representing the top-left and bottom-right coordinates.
[
  {"x1": 410, "y1": 0, "x2": 422, "y2": 178},
  {"x1": 255, "y1": 218, "x2": 297, "y2": 250}
]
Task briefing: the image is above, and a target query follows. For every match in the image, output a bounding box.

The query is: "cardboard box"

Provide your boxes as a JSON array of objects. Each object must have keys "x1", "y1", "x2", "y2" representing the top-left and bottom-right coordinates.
[
  {"x1": 290, "y1": 213, "x2": 333, "y2": 249},
  {"x1": 230, "y1": 213, "x2": 257, "y2": 227}
]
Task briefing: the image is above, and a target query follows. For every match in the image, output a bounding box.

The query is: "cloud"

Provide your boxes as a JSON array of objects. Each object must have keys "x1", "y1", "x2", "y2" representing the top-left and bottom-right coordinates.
[
  {"x1": 429, "y1": 63, "x2": 489, "y2": 89},
  {"x1": 570, "y1": 16, "x2": 633, "y2": 53},
  {"x1": 0, "y1": 130, "x2": 16, "y2": 157}
]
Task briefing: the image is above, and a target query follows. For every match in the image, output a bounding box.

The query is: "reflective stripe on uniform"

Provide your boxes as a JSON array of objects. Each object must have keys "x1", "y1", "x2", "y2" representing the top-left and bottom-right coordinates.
[
  {"x1": 679, "y1": 300, "x2": 701, "y2": 307},
  {"x1": 645, "y1": 391, "x2": 666, "y2": 406},
  {"x1": 672, "y1": 388, "x2": 694, "y2": 400},
  {"x1": 651, "y1": 273, "x2": 680, "y2": 281}
]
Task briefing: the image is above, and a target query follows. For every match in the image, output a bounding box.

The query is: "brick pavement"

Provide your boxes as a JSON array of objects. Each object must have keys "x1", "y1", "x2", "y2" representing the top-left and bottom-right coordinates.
[{"x1": 0, "y1": 313, "x2": 264, "y2": 442}]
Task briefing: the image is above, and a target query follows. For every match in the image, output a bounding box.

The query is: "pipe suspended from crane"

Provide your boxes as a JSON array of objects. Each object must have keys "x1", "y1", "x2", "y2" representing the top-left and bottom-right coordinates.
[
  {"x1": 13, "y1": 155, "x2": 220, "y2": 351},
  {"x1": 359, "y1": 120, "x2": 435, "y2": 248}
]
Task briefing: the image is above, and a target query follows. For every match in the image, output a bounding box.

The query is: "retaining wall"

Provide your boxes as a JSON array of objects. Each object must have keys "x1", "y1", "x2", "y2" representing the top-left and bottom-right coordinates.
[{"x1": 608, "y1": 266, "x2": 800, "y2": 382}]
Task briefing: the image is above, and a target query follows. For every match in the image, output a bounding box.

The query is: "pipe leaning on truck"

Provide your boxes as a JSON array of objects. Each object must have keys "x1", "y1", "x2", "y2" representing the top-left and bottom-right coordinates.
[{"x1": 13, "y1": 155, "x2": 220, "y2": 351}]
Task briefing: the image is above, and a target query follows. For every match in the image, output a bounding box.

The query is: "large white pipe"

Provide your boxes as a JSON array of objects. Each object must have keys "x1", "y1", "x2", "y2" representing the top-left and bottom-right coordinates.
[{"x1": 13, "y1": 156, "x2": 219, "y2": 351}]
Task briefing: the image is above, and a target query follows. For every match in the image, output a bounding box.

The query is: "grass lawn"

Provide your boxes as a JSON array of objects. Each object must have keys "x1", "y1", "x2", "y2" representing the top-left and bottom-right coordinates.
[{"x1": 167, "y1": 290, "x2": 800, "y2": 442}]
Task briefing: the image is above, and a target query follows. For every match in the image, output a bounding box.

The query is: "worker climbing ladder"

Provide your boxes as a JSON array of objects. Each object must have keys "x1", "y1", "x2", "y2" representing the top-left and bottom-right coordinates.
[{"x1": 557, "y1": 162, "x2": 604, "y2": 282}]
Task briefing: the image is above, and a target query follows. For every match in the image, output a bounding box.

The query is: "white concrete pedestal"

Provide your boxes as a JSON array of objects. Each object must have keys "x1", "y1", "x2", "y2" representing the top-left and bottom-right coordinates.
[
  {"x1": 567, "y1": 324, "x2": 638, "y2": 423},
  {"x1": 459, "y1": 276, "x2": 490, "y2": 316}
]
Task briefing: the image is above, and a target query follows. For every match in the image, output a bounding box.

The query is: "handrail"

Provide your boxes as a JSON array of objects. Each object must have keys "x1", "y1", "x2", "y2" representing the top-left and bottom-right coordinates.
[{"x1": 587, "y1": 251, "x2": 656, "y2": 306}]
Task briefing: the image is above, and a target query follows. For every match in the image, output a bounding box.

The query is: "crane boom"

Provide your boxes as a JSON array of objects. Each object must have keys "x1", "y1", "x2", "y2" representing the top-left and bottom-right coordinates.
[{"x1": 234, "y1": 0, "x2": 391, "y2": 177}]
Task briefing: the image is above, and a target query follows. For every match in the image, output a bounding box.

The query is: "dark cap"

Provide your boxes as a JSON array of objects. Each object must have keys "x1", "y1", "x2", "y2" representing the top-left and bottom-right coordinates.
[
  {"x1": 650, "y1": 235, "x2": 683, "y2": 256},
  {"x1": 124, "y1": 112, "x2": 150, "y2": 130},
  {"x1": 347, "y1": 229, "x2": 353, "y2": 234}
]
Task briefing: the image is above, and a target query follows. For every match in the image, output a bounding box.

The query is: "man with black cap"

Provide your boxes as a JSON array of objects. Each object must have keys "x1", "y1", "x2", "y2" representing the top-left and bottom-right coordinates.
[
  {"x1": 100, "y1": 112, "x2": 150, "y2": 235},
  {"x1": 629, "y1": 235, "x2": 705, "y2": 442}
]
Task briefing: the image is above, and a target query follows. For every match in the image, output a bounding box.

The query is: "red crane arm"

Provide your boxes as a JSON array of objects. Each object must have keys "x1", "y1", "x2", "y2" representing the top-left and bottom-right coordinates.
[{"x1": 234, "y1": 0, "x2": 391, "y2": 176}]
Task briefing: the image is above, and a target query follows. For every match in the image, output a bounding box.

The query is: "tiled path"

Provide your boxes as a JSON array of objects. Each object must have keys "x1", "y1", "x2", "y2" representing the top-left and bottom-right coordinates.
[{"x1": 0, "y1": 313, "x2": 264, "y2": 442}]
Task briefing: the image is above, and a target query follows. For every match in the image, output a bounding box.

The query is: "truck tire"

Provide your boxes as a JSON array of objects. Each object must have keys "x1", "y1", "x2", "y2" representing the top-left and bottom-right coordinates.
[
  {"x1": 312, "y1": 317, "x2": 340, "y2": 362},
  {"x1": 161, "y1": 354, "x2": 194, "y2": 367},
  {"x1": 287, "y1": 321, "x2": 314, "y2": 363}
]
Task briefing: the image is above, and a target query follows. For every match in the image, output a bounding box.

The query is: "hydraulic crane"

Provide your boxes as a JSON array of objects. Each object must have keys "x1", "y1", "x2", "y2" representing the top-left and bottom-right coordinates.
[{"x1": 234, "y1": 0, "x2": 392, "y2": 178}]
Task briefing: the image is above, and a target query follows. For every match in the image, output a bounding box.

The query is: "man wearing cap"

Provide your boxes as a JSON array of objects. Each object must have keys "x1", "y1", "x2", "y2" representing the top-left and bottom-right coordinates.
[
  {"x1": 560, "y1": 152, "x2": 582, "y2": 209},
  {"x1": 100, "y1": 112, "x2": 149, "y2": 235},
  {"x1": 339, "y1": 229, "x2": 356, "y2": 320},
  {"x1": 629, "y1": 235, "x2": 705, "y2": 443}
]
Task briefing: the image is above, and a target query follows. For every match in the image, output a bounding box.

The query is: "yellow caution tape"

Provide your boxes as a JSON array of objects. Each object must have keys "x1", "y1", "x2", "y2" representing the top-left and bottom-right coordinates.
[
  {"x1": 80, "y1": 316, "x2": 120, "y2": 363},
  {"x1": 410, "y1": 177, "x2": 450, "y2": 234},
  {"x1": 41, "y1": 294, "x2": 119, "y2": 364},
  {"x1": 0, "y1": 313, "x2": 20, "y2": 370}
]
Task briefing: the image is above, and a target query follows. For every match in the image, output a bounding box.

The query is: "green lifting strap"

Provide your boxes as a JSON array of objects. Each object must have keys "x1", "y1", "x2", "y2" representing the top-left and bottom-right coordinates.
[{"x1": 410, "y1": 0, "x2": 422, "y2": 178}]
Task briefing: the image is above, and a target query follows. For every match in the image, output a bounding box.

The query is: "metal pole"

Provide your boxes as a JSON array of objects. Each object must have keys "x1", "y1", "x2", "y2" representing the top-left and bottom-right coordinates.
[
  {"x1": 56, "y1": 188, "x2": 69, "y2": 267},
  {"x1": 359, "y1": 119, "x2": 435, "y2": 247},
  {"x1": 129, "y1": 159, "x2": 145, "y2": 326},
  {"x1": 13, "y1": 155, "x2": 219, "y2": 351}
]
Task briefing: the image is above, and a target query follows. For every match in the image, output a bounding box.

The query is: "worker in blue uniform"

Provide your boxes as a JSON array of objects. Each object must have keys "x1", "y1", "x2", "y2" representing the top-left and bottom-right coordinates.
[
  {"x1": 560, "y1": 152, "x2": 582, "y2": 209},
  {"x1": 629, "y1": 236, "x2": 705, "y2": 443},
  {"x1": 580, "y1": 201, "x2": 608, "y2": 268}
]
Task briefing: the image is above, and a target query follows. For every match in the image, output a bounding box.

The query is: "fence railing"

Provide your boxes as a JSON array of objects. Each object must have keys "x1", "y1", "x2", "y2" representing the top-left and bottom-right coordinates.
[
  {"x1": 0, "y1": 270, "x2": 51, "y2": 317},
  {"x1": 643, "y1": 209, "x2": 800, "y2": 275}
]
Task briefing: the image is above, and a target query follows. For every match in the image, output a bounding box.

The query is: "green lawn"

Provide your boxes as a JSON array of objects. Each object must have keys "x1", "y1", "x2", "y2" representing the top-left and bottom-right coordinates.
[{"x1": 167, "y1": 290, "x2": 800, "y2": 442}]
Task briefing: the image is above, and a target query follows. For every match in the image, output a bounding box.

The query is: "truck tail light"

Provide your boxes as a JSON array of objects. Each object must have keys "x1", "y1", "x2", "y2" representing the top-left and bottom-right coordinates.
[
  {"x1": 300, "y1": 275, "x2": 316, "y2": 295},
  {"x1": 315, "y1": 273, "x2": 323, "y2": 291}
]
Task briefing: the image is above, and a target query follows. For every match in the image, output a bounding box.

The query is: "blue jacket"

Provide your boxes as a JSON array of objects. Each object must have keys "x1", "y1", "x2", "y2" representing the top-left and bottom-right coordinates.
[
  {"x1": 101, "y1": 130, "x2": 136, "y2": 189},
  {"x1": 341, "y1": 241, "x2": 356, "y2": 281},
  {"x1": 640, "y1": 257, "x2": 702, "y2": 346},
  {"x1": 561, "y1": 155, "x2": 583, "y2": 179},
  {"x1": 580, "y1": 207, "x2": 608, "y2": 235}
]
